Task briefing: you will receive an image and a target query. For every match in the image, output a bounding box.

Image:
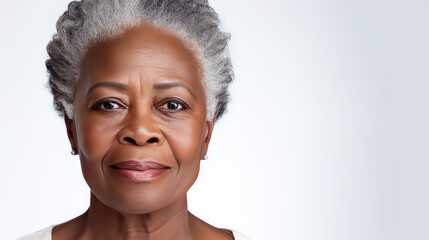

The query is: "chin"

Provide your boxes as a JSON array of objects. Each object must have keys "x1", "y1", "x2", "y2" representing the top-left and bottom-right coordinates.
[{"x1": 91, "y1": 184, "x2": 187, "y2": 215}]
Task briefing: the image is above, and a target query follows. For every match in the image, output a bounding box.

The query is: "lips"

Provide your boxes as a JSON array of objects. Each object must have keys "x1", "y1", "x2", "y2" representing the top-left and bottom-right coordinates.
[{"x1": 110, "y1": 161, "x2": 170, "y2": 181}]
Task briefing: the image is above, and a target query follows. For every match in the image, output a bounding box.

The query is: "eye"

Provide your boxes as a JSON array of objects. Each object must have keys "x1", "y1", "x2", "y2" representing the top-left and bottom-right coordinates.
[
  {"x1": 92, "y1": 99, "x2": 124, "y2": 111},
  {"x1": 159, "y1": 99, "x2": 189, "y2": 112},
  {"x1": 166, "y1": 101, "x2": 182, "y2": 110}
]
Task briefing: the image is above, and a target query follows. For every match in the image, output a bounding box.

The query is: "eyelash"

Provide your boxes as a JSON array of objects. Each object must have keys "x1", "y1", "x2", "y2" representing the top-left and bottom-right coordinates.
[
  {"x1": 90, "y1": 98, "x2": 190, "y2": 113},
  {"x1": 91, "y1": 98, "x2": 125, "y2": 111},
  {"x1": 158, "y1": 98, "x2": 190, "y2": 112}
]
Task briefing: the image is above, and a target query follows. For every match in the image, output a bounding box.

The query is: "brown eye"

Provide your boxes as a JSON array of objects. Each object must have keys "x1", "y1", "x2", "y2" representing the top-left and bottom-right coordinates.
[
  {"x1": 167, "y1": 101, "x2": 181, "y2": 110},
  {"x1": 102, "y1": 102, "x2": 118, "y2": 110},
  {"x1": 159, "y1": 99, "x2": 188, "y2": 112},
  {"x1": 92, "y1": 99, "x2": 123, "y2": 111}
]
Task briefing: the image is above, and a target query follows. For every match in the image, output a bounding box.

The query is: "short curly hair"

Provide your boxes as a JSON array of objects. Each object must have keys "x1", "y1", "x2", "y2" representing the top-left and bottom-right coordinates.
[{"x1": 46, "y1": 0, "x2": 233, "y2": 121}]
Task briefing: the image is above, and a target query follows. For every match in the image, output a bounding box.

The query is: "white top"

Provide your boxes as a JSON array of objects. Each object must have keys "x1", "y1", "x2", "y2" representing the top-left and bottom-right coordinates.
[{"x1": 17, "y1": 225, "x2": 251, "y2": 240}]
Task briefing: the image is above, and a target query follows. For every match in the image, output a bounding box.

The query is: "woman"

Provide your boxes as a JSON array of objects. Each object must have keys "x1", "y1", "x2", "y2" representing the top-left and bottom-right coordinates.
[{"x1": 18, "y1": 0, "x2": 249, "y2": 239}]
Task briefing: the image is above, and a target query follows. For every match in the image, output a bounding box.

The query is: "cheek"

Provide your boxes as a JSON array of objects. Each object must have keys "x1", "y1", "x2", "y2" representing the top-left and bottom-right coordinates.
[
  {"x1": 167, "y1": 120, "x2": 204, "y2": 162},
  {"x1": 163, "y1": 119, "x2": 205, "y2": 184},
  {"x1": 76, "y1": 114, "x2": 120, "y2": 160},
  {"x1": 75, "y1": 114, "x2": 120, "y2": 189}
]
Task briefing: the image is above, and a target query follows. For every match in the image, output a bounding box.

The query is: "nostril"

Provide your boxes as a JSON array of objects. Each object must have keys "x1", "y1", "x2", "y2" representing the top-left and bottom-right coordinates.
[
  {"x1": 122, "y1": 136, "x2": 159, "y2": 145},
  {"x1": 147, "y1": 137, "x2": 159, "y2": 143},
  {"x1": 123, "y1": 137, "x2": 137, "y2": 145}
]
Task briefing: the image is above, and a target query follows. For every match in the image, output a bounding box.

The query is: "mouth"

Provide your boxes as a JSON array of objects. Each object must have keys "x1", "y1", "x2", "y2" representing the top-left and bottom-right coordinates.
[{"x1": 110, "y1": 161, "x2": 170, "y2": 181}]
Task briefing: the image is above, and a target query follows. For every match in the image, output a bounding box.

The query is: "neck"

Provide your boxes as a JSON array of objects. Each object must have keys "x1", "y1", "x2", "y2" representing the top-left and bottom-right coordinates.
[{"x1": 77, "y1": 193, "x2": 193, "y2": 240}]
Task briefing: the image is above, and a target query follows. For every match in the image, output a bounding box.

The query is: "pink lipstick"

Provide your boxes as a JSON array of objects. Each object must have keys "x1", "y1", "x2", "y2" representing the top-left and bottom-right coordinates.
[{"x1": 110, "y1": 161, "x2": 169, "y2": 181}]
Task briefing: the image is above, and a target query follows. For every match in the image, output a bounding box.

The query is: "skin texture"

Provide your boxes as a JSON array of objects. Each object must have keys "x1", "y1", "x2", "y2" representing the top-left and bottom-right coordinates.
[{"x1": 56, "y1": 25, "x2": 234, "y2": 240}]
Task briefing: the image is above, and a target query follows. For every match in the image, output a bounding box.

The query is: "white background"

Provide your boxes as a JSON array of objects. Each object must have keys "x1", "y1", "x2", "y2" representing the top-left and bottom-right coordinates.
[{"x1": 1, "y1": 0, "x2": 428, "y2": 239}]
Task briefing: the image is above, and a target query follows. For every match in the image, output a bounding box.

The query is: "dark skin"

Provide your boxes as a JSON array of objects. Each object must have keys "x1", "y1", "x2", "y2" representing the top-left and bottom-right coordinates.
[{"x1": 55, "y1": 25, "x2": 234, "y2": 240}]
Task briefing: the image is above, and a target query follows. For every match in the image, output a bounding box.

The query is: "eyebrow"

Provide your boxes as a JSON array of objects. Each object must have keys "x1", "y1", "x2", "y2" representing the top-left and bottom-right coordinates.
[
  {"x1": 153, "y1": 82, "x2": 196, "y2": 99},
  {"x1": 86, "y1": 81, "x2": 196, "y2": 99},
  {"x1": 87, "y1": 82, "x2": 129, "y2": 96}
]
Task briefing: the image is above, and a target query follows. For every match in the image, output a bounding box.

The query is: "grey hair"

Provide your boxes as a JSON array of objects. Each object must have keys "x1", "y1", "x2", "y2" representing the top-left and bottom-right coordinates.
[{"x1": 46, "y1": 0, "x2": 233, "y2": 121}]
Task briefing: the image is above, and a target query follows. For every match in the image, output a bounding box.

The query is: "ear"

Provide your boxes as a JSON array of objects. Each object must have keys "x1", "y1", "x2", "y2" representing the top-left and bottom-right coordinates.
[
  {"x1": 65, "y1": 116, "x2": 78, "y2": 154},
  {"x1": 201, "y1": 119, "x2": 215, "y2": 159}
]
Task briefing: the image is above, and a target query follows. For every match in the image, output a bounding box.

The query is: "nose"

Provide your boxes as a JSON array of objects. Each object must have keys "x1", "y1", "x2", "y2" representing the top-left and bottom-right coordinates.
[{"x1": 118, "y1": 113, "x2": 163, "y2": 146}]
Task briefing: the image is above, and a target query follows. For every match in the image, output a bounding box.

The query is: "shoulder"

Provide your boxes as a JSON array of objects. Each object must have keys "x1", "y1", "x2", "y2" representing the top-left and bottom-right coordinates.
[
  {"x1": 188, "y1": 212, "x2": 252, "y2": 240},
  {"x1": 231, "y1": 230, "x2": 252, "y2": 240},
  {"x1": 16, "y1": 225, "x2": 54, "y2": 240}
]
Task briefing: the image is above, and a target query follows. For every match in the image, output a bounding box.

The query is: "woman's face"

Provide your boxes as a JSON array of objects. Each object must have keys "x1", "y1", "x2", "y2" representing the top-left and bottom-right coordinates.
[{"x1": 66, "y1": 25, "x2": 213, "y2": 214}]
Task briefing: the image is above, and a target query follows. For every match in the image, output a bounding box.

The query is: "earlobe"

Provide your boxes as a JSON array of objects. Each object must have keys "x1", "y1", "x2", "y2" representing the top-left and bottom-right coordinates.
[{"x1": 65, "y1": 116, "x2": 78, "y2": 155}]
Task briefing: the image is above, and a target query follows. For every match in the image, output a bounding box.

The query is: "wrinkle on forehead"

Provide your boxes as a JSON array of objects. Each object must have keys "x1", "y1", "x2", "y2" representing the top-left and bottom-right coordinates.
[
  {"x1": 83, "y1": 23, "x2": 202, "y2": 81},
  {"x1": 75, "y1": 23, "x2": 206, "y2": 109}
]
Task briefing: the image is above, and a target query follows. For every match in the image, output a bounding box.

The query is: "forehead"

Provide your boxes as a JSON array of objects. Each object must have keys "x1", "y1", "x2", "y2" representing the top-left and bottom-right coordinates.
[{"x1": 82, "y1": 24, "x2": 201, "y2": 87}]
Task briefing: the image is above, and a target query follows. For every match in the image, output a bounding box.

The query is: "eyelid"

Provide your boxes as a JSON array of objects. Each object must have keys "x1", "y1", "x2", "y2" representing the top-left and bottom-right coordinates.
[
  {"x1": 90, "y1": 98, "x2": 127, "y2": 111},
  {"x1": 158, "y1": 98, "x2": 190, "y2": 111}
]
